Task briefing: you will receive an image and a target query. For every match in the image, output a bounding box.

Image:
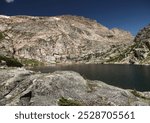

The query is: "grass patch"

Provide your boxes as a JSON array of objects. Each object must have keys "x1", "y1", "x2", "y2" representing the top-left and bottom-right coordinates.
[
  {"x1": 20, "y1": 58, "x2": 44, "y2": 67},
  {"x1": 58, "y1": 97, "x2": 83, "y2": 106},
  {"x1": 0, "y1": 55, "x2": 23, "y2": 67}
]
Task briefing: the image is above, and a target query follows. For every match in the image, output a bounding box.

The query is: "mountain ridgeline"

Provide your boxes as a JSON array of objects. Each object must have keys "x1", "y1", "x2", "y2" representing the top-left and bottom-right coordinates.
[
  {"x1": 0, "y1": 15, "x2": 149, "y2": 66},
  {"x1": 128, "y1": 24, "x2": 150, "y2": 64}
]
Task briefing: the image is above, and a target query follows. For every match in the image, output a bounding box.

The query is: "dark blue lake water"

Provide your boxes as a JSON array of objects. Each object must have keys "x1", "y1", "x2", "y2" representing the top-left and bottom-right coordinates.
[{"x1": 31, "y1": 64, "x2": 150, "y2": 91}]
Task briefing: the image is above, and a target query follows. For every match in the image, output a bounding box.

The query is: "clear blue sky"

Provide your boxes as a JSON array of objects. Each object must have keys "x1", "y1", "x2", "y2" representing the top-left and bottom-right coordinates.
[{"x1": 0, "y1": 0, "x2": 150, "y2": 35}]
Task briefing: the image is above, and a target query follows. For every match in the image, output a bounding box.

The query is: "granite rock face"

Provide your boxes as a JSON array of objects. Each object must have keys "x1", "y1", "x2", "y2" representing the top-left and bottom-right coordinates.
[
  {"x1": 109, "y1": 24, "x2": 150, "y2": 64},
  {"x1": 0, "y1": 15, "x2": 133, "y2": 66},
  {"x1": 0, "y1": 67, "x2": 150, "y2": 106},
  {"x1": 131, "y1": 24, "x2": 150, "y2": 64}
]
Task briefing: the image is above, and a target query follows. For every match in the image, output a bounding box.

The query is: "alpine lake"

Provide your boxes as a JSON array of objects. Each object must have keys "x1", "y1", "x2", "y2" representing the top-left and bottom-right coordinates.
[{"x1": 30, "y1": 64, "x2": 150, "y2": 92}]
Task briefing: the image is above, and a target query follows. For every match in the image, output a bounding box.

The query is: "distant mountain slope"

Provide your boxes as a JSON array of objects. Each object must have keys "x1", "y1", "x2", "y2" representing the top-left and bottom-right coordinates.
[{"x1": 0, "y1": 15, "x2": 134, "y2": 66}]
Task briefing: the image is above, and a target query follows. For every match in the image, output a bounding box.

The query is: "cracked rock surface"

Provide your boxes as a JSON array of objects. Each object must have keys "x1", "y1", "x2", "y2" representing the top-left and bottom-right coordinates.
[{"x1": 0, "y1": 15, "x2": 133, "y2": 65}]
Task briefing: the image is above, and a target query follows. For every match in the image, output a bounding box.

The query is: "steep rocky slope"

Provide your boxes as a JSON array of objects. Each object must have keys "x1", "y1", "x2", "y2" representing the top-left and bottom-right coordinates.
[
  {"x1": 0, "y1": 15, "x2": 133, "y2": 66},
  {"x1": 130, "y1": 24, "x2": 150, "y2": 64},
  {"x1": 108, "y1": 24, "x2": 150, "y2": 64},
  {"x1": 0, "y1": 67, "x2": 150, "y2": 106}
]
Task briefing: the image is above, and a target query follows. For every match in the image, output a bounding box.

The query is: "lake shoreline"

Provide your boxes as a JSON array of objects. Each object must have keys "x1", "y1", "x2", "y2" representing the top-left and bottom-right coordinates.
[
  {"x1": 28, "y1": 63, "x2": 150, "y2": 92},
  {"x1": 26, "y1": 62, "x2": 150, "y2": 70}
]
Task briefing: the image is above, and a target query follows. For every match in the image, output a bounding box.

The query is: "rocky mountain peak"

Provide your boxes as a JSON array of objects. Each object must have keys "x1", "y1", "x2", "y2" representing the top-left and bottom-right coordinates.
[
  {"x1": 134, "y1": 24, "x2": 150, "y2": 44},
  {"x1": 0, "y1": 15, "x2": 133, "y2": 66},
  {"x1": 115, "y1": 24, "x2": 150, "y2": 65},
  {"x1": 132, "y1": 24, "x2": 150, "y2": 63}
]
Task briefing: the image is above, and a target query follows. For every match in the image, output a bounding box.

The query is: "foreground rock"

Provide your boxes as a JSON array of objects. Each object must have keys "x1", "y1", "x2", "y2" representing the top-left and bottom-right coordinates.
[
  {"x1": 0, "y1": 15, "x2": 133, "y2": 66},
  {"x1": 0, "y1": 67, "x2": 150, "y2": 106}
]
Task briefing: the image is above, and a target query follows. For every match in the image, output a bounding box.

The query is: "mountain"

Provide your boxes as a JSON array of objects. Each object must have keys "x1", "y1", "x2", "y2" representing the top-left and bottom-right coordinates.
[
  {"x1": 112, "y1": 24, "x2": 150, "y2": 65},
  {"x1": 0, "y1": 15, "x2": 133, "y2": 66},
  {"x1": 128, "y1": 24, "x2": 150, "y2": 64}
]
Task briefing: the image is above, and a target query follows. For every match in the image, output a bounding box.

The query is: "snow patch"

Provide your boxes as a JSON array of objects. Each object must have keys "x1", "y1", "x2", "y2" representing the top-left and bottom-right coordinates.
[
  {"x1": 0, "y1": 15, "x2": 10, "y2": 19},
  {"x1": 53, "y1": 17, "x2": 61, "y2": 21}
]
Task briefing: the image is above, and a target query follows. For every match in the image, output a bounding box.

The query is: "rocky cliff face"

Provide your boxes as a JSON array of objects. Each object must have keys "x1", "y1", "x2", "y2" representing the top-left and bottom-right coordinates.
[
  {"x1": 0, "y1": 15, "x2": 133, "y2": 66},
  {"x1": 130, "y1": 24, "x2": 150, "y2": 64},
  {"x1": 105, "y1": 24, "x2": 150, "y2": 64},
  {"x1": 0, "y1": 67, "x2": 150, "y2": 106}
]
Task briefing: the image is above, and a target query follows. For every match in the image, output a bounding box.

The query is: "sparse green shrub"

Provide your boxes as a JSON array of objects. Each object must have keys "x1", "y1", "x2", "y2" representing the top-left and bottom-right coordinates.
[
  {"x1": 0, "y1": 55, "x2": 23, "y2": 67},
  {"x1": 21, "y1": 58, "x2": 44, "y2": 67},
  {"x1": 58, "y1": 97, "x2": 83, "y2": 106}
]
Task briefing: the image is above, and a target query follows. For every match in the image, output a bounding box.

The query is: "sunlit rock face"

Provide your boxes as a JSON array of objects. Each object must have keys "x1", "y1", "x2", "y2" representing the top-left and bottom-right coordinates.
[
  {"x1": 132, "y1": 24, "x2": 150, "y2": 64},
  {"x1": 119, "y1": 24, "x2": 150, "y2": 65},
  {"x1": 0, "y1": 15, "x2": 133, "y2": 65}
]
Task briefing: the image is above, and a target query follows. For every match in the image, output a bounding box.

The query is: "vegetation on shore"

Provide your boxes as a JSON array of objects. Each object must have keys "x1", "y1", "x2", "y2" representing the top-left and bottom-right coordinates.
[
  {"x1": 0, "y1": 55, "x2": 23, "y2": 67},
  {"x1": 20, "y1": 58, "x2": 44, "y2": 67}
]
